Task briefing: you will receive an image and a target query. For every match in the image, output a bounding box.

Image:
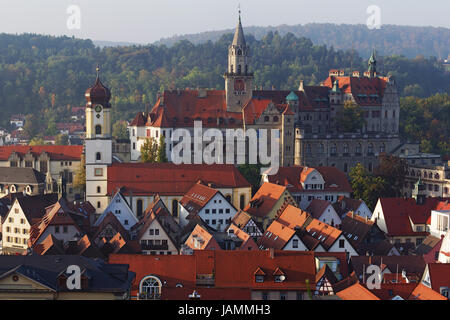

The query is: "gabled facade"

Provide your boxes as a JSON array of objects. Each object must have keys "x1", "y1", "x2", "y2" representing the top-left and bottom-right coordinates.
[
  {"x1": 421, "y1": 263, "x2": 450, "y2": 299},
  {"x1": 229, "y1": 210, "x2": 263, "y2": 239},
  {"x1": 334, "y1": 196, "x2": 372, "y2": 219},
  {"x1": 244, "y1": 182, "x2": 297, "y2": 230},
  {"x1": 1, "y1": 194, "x2": 58, "y2": 254},
  {"x1": 132, "y1": 197, "x2": 181, "y2": 255},
  {"x1": 28, "y1": 198, "x2": 84, "y2": 247},
  {"x1": 179, "y1": 182, "x2": 238, "y2": 232},
  {"x1": 263, "y1": 166, "x2": 352, "y2": 210},
  {"x1": 94, "y1": 191, "x2": 138, "y2": 231},
  {"x1": 306, "y1": 199, "x2": 342, "y2": 227},
  {"x1": 371, "y1": 197, "x2": 450, "y2": 247}
]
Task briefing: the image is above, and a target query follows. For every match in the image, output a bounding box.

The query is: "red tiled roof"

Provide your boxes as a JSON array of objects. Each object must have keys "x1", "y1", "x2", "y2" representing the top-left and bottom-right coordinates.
[
  {"x1": 180, "y1": 182, "x2": 219, "y2": 218},
  {"x1": 130, "y1": 112, "x2": 148, "y2": 126},
  {"x1": 267, "y1": 166, "x2": 352, "y2": 194},
  {"x1": 257, "y1": 220, "x2": 296, "y2": 250},
  {"x1": 184, "y1": 224, "x2": 221, "y2": 251},
  {"x1": 0, "y1": 145, "x2": 83, "y2": 161},
  {"x1": 212, "y1": 250, "x2": 316, "y2": 290},
  {"x1": 28, "y1": 199, "x2": 82, "y2": 247},
  {"x1": 301, "y1": 218, "x2": 343, "y2": 251},
  {"x1": 427, "y1": 263, "x2": 450, "y2": 293},
  {"x1": 322, "y1": 76, "x2": 389, "y2": 106},
  {"x1": 408, "y1": 283, "x2": 447, "y2": 300},
  {"x1": 378, "y1": 197, "x2": 450, "y2": 236},
  {"x1": 306, "y1": 199, "x2": 332, "y2": 219},
  {"x1": 336, "y1": 283, "x2": 380, "y2": 300},
  {"x1": 244, "y1": 183, "x2": 288, "y2": 218},
  {"x1": 276, "y1": 205, "x2": 311, "y2": 229},
  {"x1": 107, "y1": 163, "x2": 251, "y2": 196}
]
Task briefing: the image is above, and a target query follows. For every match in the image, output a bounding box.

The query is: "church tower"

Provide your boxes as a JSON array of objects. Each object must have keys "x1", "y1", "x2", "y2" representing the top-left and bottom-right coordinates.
[
  {"x1": 224, "y1": 12, "x2": 253, "y2": 113},
  {"x1": 85, "y1": 67, "x2": 112, "y2": 215},
  {"x1": 368, "y1": 50, "x2": 377, "y2": 78}
]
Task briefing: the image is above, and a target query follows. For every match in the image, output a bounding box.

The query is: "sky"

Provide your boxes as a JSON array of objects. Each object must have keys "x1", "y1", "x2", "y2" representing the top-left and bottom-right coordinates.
[{"x1": 0, "y1": 0, "x2": 448, "y2": 44}]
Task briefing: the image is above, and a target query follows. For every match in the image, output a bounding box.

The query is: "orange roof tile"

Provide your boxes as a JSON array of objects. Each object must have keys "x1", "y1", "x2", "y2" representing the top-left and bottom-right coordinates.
[
  {"x1": 337, "y1": 283, "x2": 380, "y2": 300},
  {"x1": 244, "y1": 182, "x2": 288, "y2": 218}
]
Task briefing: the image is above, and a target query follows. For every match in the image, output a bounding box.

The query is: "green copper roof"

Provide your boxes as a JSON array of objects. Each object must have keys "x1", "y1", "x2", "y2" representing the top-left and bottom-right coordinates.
[{"x1": 286, "y1": 91, "x2": 299, "y2": 101}]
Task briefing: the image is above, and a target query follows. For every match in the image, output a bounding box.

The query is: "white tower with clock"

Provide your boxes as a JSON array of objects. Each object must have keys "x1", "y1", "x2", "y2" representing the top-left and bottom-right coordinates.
[{"x1": 85, "y1": 67, "x2": 112, "y2": 215}]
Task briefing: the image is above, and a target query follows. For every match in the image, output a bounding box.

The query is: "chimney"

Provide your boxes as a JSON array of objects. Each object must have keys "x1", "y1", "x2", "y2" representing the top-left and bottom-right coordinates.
[{"x1": 269, "y1": 248, "x2": 275, "y2": 259}]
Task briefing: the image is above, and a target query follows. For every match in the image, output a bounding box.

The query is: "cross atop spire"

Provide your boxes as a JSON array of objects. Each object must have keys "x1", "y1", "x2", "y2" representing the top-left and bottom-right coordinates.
[
  {"x1": 232, "y1": 7, "x2": 246, "y2": 47},
  {"x1": 96, "y1": 65, "x2": 101, "y2": 82}
]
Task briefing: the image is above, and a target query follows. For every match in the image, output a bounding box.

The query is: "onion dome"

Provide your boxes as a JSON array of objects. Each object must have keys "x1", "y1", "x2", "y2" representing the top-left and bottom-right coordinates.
[{"x1": 85, "y1": 66, "x2": 111, "y2": 107}]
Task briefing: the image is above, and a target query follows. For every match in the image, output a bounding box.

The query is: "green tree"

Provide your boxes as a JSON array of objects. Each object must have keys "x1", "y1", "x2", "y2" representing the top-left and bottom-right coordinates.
[
  {"x1": 349, "y1": 163, "x2": 387, "y2": 210},
  {"x1": 55, "y1": 134, "x2": 69, "y2": 145},
  {"x1": 112, "y1": 120, "x2": 129, "y2": 140},
  {"x1": 73, "y1": 155, "x2": 86, "y2": 194},
  {"x1": 336, "y1": 101, "x2": 366, "y2": 133},
  {"x1": 374, "y1": 154, "x2": 409, "y2": 198},
  {"x1": 23, "y1": 114, "x2": 40, "y2": 139},
  {"x1": 237, "y1": 164, "x2": 263, "y2": 195},
  {"x1": 29, "y1": 137, "x2": 45, "y2": 146},
  {"x1": 157, "y1": 136, "x2": 168, "y2": 163},
  {"x1": 141, "y1": 137, "x2": 158, "y2": 163}
]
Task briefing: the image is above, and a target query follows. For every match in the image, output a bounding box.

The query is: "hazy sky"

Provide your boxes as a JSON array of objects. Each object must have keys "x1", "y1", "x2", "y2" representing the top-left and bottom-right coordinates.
[{"x1": 0, "y1": 0, "x2": 448, "y2": 44}]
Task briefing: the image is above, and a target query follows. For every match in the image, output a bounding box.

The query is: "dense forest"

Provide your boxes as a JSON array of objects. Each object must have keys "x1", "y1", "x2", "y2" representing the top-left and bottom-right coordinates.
[
  {"x1": 0, "y1": 32, "x2": 448, "y2": 154},
  {"x1": 155, "y1": 23, "x2": 450, "y2": 59}
]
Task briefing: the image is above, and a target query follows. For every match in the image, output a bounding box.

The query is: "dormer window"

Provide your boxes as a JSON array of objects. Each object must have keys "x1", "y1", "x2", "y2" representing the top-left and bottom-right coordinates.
[{"x1": 255, "y1": 275, "x2": 265, "y2": 283}]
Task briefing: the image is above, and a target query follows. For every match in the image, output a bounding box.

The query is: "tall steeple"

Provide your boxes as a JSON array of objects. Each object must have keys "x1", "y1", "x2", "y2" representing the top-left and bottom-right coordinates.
[
  {"x1": 368, "y1": 49, "x2": 377, "y2": 78},
  {"x1": 232, "y1": 11, "x2": 246, "y2": 47},
  {"x1": 224, "y1": 11, "x2": 253, "y2": 113}
]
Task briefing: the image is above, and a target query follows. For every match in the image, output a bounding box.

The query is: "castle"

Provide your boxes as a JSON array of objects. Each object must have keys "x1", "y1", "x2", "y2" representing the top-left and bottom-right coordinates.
[
  {"x1": 129, "y1": 14, "x2": 401, "y2": 174},
  {"x1": 85, "y1": 14, "x2": 402, "y2": 214}
]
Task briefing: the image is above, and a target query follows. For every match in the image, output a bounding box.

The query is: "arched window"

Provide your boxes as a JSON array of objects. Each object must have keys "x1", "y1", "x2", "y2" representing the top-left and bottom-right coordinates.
[
  {"x1": 139, "y1": 276, "x2": 162, "y2": 300},
  {"x1": 97, "y1": 186, "x2": 101, "y2": 193},
  {"x1": 368, "y1": 144, "x2": 374, "y2": 155},
  {"x1": 273, "y1": 116, "x2": 279, "y2": 123},
  {"x1": 240, "y1": 195, "x2": 246, "y2": 210},
  {"x1": 238, "y1": 65, "x2": 242, "y2": 74},
  {"x1": 225, "y1": 195, "x2": 232, "y2": 203},
  {"x1": 172, "y1": 199, "x2": 178, "y2": 218},
  {"x1": 356, "y1": 143, "x2": 362, "y2": 155},
  {"x1": 343, "y1": 143, "x2": 349, "y2": 154},
  {"x1": 96, "y1": 152, "x2": 101, "y2": 161},
  {"x1": 137, "y1": 199, "x2": 143, "y2": 219},
  {"x1": 95, "y1": 125, "x2": 102, "y2": 135},
  {"x1": 230, "y1": 65, "x2": 234, "y2": 73},
  {"x1": 318, "y1": 143, "x2": 325, "y2": 154},
  {"x1": 330, "y1": 144, "x2": 337, "y2": 155},
  {"x1": 264, "y1": 116, "x2": 270, "y2": 122}
]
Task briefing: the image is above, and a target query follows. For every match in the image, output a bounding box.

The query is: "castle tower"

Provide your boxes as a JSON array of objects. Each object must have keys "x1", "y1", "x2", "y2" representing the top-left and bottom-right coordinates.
[
  {"x1": 85, "y1": 67, "x2": 112, "y2": 214},
  {"x1": 224, "y1": 12, "x2": 254, "y2": 113}
]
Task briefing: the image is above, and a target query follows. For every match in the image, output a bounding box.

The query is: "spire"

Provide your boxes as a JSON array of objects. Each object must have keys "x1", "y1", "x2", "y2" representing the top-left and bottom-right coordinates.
[
  {"x1": 368, "y1": 49, "x2": 377, "y2": 77},
  {"x1": 232, "y1": 9, "x2": 246, "y2": 47}
]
